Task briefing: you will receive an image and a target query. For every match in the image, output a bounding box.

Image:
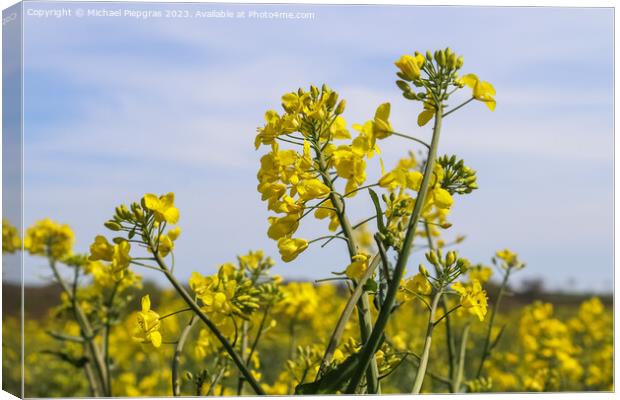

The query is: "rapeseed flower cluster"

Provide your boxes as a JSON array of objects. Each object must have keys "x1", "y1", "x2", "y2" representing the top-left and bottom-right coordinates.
[
  {"x1": 10, "y1": 48, "x2": 612, "y2": 398},
  {"x1": 24, "y1": 218, "x2": 74, "y2": 260},
  {"x1": 2, "y1": 218, "x2": 21, "y2": 254}
]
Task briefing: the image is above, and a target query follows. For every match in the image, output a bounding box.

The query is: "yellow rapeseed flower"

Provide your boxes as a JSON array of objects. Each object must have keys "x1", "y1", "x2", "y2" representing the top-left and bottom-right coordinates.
[
  {"x1": 2, "y1": 219, "x2": 21, "y2": 254},
  {"x1": 460, "y1": 73, "x2": 496, "y2": 111},
  {"x1": 345, "y1": 253, "x2": 370, "y2": 281},
  {"x1": 394, "y1": 53, "x2": 425, "y2": 81},
  {"x1": 143, "y1": 192, "x2": 180, "y2": 224},
  {"x1": 132, "y1": 295, "x2": 162, "y2": 348},
  {"x1": 277, "y1": 237, "x2": 308, "y2": 262},
  {"x1": 24, "y1": 218, "x2": 74, "y2": 260},
  {"x1": 452, "y1": 279, "x2": 488, "y2": 321}
]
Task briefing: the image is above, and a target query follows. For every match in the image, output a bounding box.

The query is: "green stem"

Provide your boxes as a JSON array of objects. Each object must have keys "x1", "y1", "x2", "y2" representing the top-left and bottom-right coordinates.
[
  {"x1": 49, "y1": 259, "x2": 108, "y2": 396},
  {"x1": 423, "y1": 221, "x2": 457, "y2": 390},
  {"x1": 317, "y1": 254, "x2": 381, "y2": 375},
  {"x1": 433, "y1": 304, "x2": 462, "y2": 327},
  {"x1": 442, "y1": 97, "x2": 474, "y2": 118},
  {"x1": 345, "y1": 103, "x2": 444, "y2": 394},
  {"x1": 159, "y1": 308, "x2": 193, "y2": 320},
  {"x1": 148, "y1": 241, "x2": 266, "y2": 395},
  {"x1": 172, "y1": 315, "x2": 197, "y2": 396},
  {"x1": 314, "y1": 138, "x2": 380, "y2": 394},
  {"x1": 453, "y1": 323, "x2": 470, "y2": 393},
  {"x1": 389, "y1": 131, "x2": 431, "y2": 149},
  {"x1": 47, "y1": 331, "x2": 84, "y2": 343},
  {"x1": 82, "y1": 343, "x2": 99, "y2": 397},
  {"x1": 476, "y1": 268, "x2": 511, "y2": 378},
  {"x1": 320, "y1": 216, "x2": 377, "y2": 248},
  {"x1": 237, "y1": 320, "x2": 249, "y2": 395},
  {"x1": 103, "y1": 281, "x2": 119, "y2": 396},
  {"x1": 246, "y1": 304, "x2": 271, "y2": 366},
  {"x1": 411, "y1": 289, "x2": 443, "y2": 394}
]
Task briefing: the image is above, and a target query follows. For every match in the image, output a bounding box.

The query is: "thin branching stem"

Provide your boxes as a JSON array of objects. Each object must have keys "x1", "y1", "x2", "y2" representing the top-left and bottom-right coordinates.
[
  {"x1": 345, "y1": 103, "x2": 445, "y2": 394},
  {"x1": 172, "y1": 315, "x2": 197, "y2": 396}
]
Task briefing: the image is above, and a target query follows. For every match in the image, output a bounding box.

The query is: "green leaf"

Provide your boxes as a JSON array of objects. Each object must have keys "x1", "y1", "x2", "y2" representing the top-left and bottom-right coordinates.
[
  {"x1": 368, "y1": 189, "x2": 386, "y2": 233},
  {"x1": 295, "y1": 352, "x2": 361, "y2": 394},
  {"x1": 362, "y1": 279, "x2": 378, "y2": 293}
]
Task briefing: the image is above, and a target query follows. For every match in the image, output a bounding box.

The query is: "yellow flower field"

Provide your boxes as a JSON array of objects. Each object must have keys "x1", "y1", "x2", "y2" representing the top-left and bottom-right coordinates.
[{"x1": 2, "y1": 48, "x2": 613, "y2": 396}]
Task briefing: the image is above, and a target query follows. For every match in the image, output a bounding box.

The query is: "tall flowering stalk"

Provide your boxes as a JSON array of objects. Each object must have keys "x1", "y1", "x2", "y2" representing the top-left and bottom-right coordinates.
[
  {"x1": 88, "y1": 194, "x2": 281, "y2": 395},
  {"x1": 251, "y1": 47, "x2": 498, "y2": 394},
  {"x1": 22, "y1": 219, "x2": 143, "y2": 396}
]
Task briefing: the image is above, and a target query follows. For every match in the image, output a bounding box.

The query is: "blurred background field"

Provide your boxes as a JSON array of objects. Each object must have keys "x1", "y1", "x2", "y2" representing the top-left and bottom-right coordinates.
[{"x1": 3, "y1": 279, "x2": 613, "y2": 397}]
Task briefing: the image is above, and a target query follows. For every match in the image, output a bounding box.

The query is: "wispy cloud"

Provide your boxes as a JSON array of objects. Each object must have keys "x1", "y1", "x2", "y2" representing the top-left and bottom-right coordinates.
[{"x1": 19, "y1": 4, "x2": 613, "y2": 292}]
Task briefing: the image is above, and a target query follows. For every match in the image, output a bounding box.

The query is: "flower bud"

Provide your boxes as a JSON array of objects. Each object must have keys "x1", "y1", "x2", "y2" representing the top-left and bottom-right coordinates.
[
  {"x1": 396, "y1": 80, "x2": 410, "y2": 92},
  {"x1": 439, "y1": 51, "x2": 447, "y2": 67},
  {"x1": 425, "y1": 250, "x2": 439, "y2": 266},
  {"x1": 419, "y1": 264, "x2": 429, "y2": 277},
  {"x1": 446, "y1": 251, "x2": 457, "y2": 266},
  {"x1": 457, "y1": 258, "x2": 470, "y2": 273},
  {"x1": 335, "y1": 100, "x2": 346, "y2": 115},
  {"x1": 310, "y1": 85, "x2": 319, "y2": 97},
  {"x1": 456, "y1": 56, "x2": 464, "y2": 69},
  {"x1": 104, "y1": 221, "x2": 122, "y2": 231},
  {"x1": 327, "y1": 91, "x2": 338, "y2": 109},
  {"x1": 447, "y1": 53, "x2": 457, "y2": 69},
  {"x1": 120, "y1": 204, "x2": 131, "y2": 219}
]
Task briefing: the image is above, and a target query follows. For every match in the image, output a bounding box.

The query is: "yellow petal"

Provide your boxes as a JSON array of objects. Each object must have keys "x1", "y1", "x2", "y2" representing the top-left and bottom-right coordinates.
[
  {"x1": 141, "y1": 295, "x2": 151, "y2": 313},
  {"x1": 485, "y1": 99, "x2": 496, "y2": 111},
  {"x1": 460, "y1": 73, "x2": 479, "y2": 89},
  {"x1": 164, "y1": 207, "x2": 180, "y2": 224},
  {"x1": 374, "y1": 103, "x2": 391, "y2": 122},
  {"x1": 150, "y1": 331, "x2": 162, "y2": 348},
  {"x1": 143, "y1": 194, "x2": 160, "y2": 210},
  {"x1": 417, "y1": 109, "x2": 435, "y2": 127}
]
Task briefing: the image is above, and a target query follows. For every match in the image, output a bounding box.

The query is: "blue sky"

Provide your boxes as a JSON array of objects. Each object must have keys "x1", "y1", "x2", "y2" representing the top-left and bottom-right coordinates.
[{"x1": 15, "y1": 3, "x2": 613, "y2": 292}]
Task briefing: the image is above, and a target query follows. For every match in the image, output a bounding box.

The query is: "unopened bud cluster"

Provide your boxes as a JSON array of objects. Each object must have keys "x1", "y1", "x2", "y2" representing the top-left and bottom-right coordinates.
[
  {"x1": 425, "y1": 248, "x2": 470, "y2": 285},
  {"x1": 436, "y1": 154, "x2": 479, "y2": 195},
  {"x1": 395, "y1": 47, "x2": 465, "y2": 103}
]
